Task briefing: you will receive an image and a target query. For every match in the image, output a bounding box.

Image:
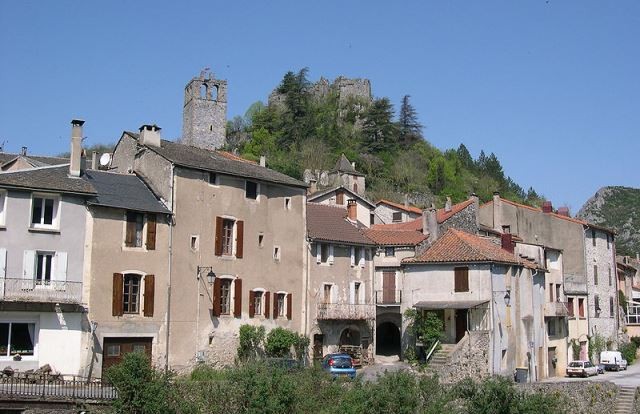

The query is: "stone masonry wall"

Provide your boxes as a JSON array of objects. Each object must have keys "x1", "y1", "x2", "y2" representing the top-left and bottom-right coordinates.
[
  {"x1": 437, "y1": 331, "x2": 490, "y2": 383},
  {"x1": 438, "y1": 202, "x2": 479, "y2": 236},
  {"x1": 520, "y1": 381, "x2": 618, "y2": 414}
]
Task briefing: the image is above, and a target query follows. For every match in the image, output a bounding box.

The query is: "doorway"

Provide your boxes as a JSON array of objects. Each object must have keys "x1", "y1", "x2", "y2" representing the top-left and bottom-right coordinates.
[
  {"x1": 455, "y1": 309, "x2": 468, "y2": 342},
  {"x1": 547, "y1": 347, "x2": 557, "y2": 377},
  {"x1": 376, "y1": 322, "x2": 401, "y2": 356},
  {"x1": 313, "y1": 334, "x2": 324, "y2": 360}
]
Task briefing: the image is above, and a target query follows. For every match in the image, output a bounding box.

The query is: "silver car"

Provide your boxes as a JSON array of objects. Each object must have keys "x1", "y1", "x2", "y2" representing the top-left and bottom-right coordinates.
[{"x1": 566, "y1": 360, "x2": 598, "y2": 378}]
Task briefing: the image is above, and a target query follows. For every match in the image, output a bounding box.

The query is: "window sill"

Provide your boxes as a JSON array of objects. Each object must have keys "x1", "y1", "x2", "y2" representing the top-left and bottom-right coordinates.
[
  {"x1": 28, "y1": 227, "x2": 60, "y2": 234},
  {"x1": 122, "y1": 246, "x2": 148, "y2": 252},
  {"x1": 219, "y1": 255, "x2": 237, "y2": 261}
]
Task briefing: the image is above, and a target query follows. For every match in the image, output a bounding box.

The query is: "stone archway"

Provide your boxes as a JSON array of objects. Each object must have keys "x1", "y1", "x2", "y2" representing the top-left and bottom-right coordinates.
[
  {"x1": 376, "y1": 321, "x2": 401, "y2": 356},
  {"x1": 339, "y1": 327, "x2": 361, "y2": 346}
]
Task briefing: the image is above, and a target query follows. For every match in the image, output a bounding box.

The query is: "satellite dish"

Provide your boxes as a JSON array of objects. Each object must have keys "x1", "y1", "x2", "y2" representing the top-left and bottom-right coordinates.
[{"x1": 99, "y1": 153, "x2": 111, "y2": 167}]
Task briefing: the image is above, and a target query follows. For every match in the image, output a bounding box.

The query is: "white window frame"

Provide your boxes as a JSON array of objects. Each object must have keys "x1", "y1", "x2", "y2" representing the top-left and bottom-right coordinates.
[
  {"x1": 252, "y1": 288, "x2": 265, "y2": 316},
  {"x1": 220, "y1": 217, "x2": 238, "y2": 257},
  {"x1": 275, "y1": 291, "x2": 288, "y2": 318},
  {"x1": 358, "y1": 247, "x2": 365, "y2": 268},
  {"x1": 0, "y1": 319, "x2": 39, "y2": 361},
  {"x1": 350, "y1": 281, "x2": 365, "y2": 304},
  {"x1": 322, "y1": 283, "x2": 335, "y2": 304},
  {"x1": 273, "y1": 245, "x2": 281, "y2": 262},
  {"x1": 190, "y1": 235, "x2": 200, "y2": 252},
  {"x1": 29, "y1": 193, "x2": 60, "y2": 230},
  {"x1": 23, "y1": 250, "x2": 67, "y2": 289},
  {"x1": 0, "y1": 190, "x2": 7, "y2": 226}
]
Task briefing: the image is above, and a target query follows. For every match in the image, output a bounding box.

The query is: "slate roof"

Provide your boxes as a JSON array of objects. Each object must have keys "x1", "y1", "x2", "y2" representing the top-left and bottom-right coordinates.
[
  {"x1": 83, "y1": 170, "x2": 170, "y2": 214},
  {"x1": 334, "y1": 154, "x2": 365, "y2": 176},
  {"x1": 0, "y1": 153, "x2": 69, "y2": 169},
  {"x1": 0, "y1": 165, "x2": 95, "y2": 195},
  {"x1": 126, "y1": 132, "x2": 307, "y2": 188},
  {"x1": 376, "y1": 199, "x2": 423, "y2": 215},
  {"x1": 364, "y1": 228, "x2": 427, "y2": 246},
  {"x1": 404, "y1": 228, "x2": 520, "y2": 265},
  {"x1": 308, "y1": 185, "x2": 376, "y2": 208},
  {"x1": 306, "y1": 203, "x2": 375, "y2": 245}
]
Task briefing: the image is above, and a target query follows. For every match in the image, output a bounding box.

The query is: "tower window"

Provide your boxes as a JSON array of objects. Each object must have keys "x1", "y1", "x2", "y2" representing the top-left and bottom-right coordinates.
[{"x1": 199, "y1": 84, "x2": 207, "y2": 99}]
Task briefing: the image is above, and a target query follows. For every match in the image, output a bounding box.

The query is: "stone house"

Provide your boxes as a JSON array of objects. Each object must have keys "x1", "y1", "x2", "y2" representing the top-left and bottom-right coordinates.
[
  {"x1": 79, "y1": 169, "x2": 171, "y2": 378},
  {"x1": 110, "y1": 124, "x2": 308, "y2": 372},
  {"x1": 0, "y1": 151, "x2": 69, "y2": 172},
  {"x1": 617, "y1": 256, "x2": 640, "y2": 337},
  {"x1": 479, "y1": 195, "x2": 619, "y2": 353},
  {"x1": 307, "y1": 185, "x2": 376, "y2": 227},
  {"x1": 374, "y1": 199, "x2": 422, "y2": 225},
  {"x1": 304, "y1": 154, "x2": 366, "y2": 196},
  {"x1": 0, "y1": 120, "x2": 91, "y2": 376},
  {"x1": 305, "y1": 202, "x2": 376, "y2": 361}
]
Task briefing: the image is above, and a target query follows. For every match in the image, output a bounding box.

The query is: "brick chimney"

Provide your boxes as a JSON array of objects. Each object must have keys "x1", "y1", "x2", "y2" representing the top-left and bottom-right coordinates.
[
  {"x1": 139, "y1": 124, "x2": 161, "y2": 147},
  {"x1": 69, "y1": 119, "x2": 84, "y2": 177},
  {"x1": 557, "y1": 206, "x2": 570, "y2": 217},
  {"x1": 542, "y1": 201, "x2": 553, "y2": 214},
  {"x1": 347, "y1": 199, "x2": 357, "y2": 221},
  {"x1": 501, "y1": 233, "x2": 514, "y2": 253}
]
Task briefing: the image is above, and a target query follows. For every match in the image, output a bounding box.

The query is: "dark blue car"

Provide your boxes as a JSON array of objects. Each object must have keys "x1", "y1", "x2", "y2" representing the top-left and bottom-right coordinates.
[{"x1": 321, "y1": 353, "x2": 356, "y2": 379}]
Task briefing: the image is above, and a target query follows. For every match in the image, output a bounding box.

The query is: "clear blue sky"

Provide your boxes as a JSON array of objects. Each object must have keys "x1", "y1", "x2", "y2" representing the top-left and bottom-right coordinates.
[{"x1": 1, "y1": 1, "x2": 638, "y2": 211}]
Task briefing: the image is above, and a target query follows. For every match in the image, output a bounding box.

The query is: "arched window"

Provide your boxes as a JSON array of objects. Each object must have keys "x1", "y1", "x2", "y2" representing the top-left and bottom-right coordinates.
[
  {"x1": 210, "y1": 85, "x2": 219, "y2": 101},
  {"x1": 199, "y1": 84, "x2": 207, "y2": 99}
]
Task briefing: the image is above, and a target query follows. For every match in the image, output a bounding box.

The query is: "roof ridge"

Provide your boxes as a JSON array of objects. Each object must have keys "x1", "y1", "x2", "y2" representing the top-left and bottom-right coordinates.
[{"x1": 0, "y1": 163, "x2": 70, "y2": 174}]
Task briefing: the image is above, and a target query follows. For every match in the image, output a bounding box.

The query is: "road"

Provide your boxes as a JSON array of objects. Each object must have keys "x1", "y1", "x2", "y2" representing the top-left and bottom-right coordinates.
[
  {"x1": 542, "y1": 361, "x2": 640, "y2": 387},
  {"x1": 357, "y1": 355, "x2": 412, "y2": 382}
]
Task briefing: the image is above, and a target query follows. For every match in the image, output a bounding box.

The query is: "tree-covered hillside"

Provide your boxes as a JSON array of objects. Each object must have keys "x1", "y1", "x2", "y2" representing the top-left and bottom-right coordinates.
[{"x1": 227, "y1": 68, "x2": 544, "y2": 207}]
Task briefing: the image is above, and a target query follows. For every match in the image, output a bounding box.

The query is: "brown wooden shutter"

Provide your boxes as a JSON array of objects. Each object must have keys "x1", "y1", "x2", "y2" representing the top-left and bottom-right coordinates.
[
  {"x1": 249, "y1": 290, "x2": 255, "y2": 318},
  {"x1": 212, "y1": 277, "x2": 222, "y2": 316},
  {"x1": 454, "y1": 267, "x2": 469, "y2": 292},
  {"x1": 336, "y1": 192, "x2": 344, "y2": 205},
  {"x1": 143, "y1": 274, "x2": 155, "y2": 317},
  {"x1": 146, "y1": 214, "x2": 157, "y2": 250},
  {"x1": 215, "y1": 216, "x2": 223, "y2": 256},
  {"x1": 234, "y1": 278, "x2": 242, "y2": 317},
  {"x1": 125, "y1": 213, "x2": 136, "y2": 247},
  {"x1": 264, "y1": 291, "x2": 270, "y2": 318},
  {"x1": 236, "y1": 220, "x2": 244, "y2": 258},
  {"x1": 273, "y1": 293, "x2": 278, "y2": 319},
  {"x1": 112, "y1": 273, "x2": 124, "y2": 316},
  {"x1": 286, "y1": 293, "x2": 292, "y2": 320}
]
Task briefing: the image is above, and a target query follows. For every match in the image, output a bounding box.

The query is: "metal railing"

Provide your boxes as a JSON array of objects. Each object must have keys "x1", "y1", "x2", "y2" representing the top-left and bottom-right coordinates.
[
  {"x1": 316, "y1": 303, "x2": 375, "y2": 320},
  {"x1": 0, "y1": 375, "x2": 116, "y2": 401},
  {"x1": 544, "y1": 301, "x2": 569, "y2": 317},
  {"x1": 0, "y1": 278, "x2": 83, "y2": 303},
  {"x1": 375, "y1": 290, "x2": 402, "y2": 305}
]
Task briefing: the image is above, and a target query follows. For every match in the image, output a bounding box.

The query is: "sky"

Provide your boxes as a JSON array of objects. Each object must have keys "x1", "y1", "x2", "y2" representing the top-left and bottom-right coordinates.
[{"x1": 0, "y1": 1, "x2": 638, "y2": 212}]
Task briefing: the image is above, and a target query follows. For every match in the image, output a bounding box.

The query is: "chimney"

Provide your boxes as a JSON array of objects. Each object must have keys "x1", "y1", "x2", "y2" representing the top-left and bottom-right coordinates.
[
  {"x1": 347, "y1": 199, "x2": 357, "y2": 221},
  {"x1": 139, "y1": 124, "x2": 161, "y2": 147},
  {"x1": 404, "y1": 194, "x2": 409, "y2": 208},
  {"x1": 20, "y1": 146, "x2": 27, "y2": 156},
  {"x1": 91, "y1": 151, "x2": 98, "y2": 170},
  {"x1": 308, "y1": 178, "x2": 317, "y2": 195},
  {"x1": 351, "y1": 162, "x2": 356, "y2": 170},
  {"x1": 542, "y1": 201, "x2": 553, "y2": 214},
  {"x1": 557, "y1": 206, "x2": 570, "y2": 217},
  {"x1": 424, "y1": 207, "x2": 438, "y2": 243},
  {"x1": 69, "y1": 119, "x2": 84, "y2": 177},
  {"x1": 445, "y1": 196, "x2": 452, "y2": 213},
  {"x1": 501, "y1": 233, "x2": 514, "y2": 253},
  {"x1": 260, "y1": 155, "x2": 266, "y2": 167},
  {"x1": 471, "y1": 192, "x2": 480, "y2": 229},
  {"x1": 492, "y1": 191, "x2": 501, "y2": 231}
]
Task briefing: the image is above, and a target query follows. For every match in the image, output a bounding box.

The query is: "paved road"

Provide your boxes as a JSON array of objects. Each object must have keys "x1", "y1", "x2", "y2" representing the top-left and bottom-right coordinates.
[
  {"x1": 542, "y1": 361, "x2": 640, "y2": 387},
  {"x1": 357, "y1": 354, "x2": 412, "y2": 382}
]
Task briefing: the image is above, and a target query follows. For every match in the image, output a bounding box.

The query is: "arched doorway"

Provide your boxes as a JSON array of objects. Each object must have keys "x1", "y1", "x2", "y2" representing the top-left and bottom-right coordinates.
[
  {"x1": 339, "y1": 327, "x2": 360, "y2": 346},
  {"x1": 376, "y1": 322, "x2": 401, "y2": 356}
]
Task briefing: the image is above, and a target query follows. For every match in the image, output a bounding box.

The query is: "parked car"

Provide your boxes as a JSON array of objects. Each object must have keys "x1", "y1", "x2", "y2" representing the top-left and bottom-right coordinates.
[
  {"x1": 321, "y1": 353, "x2": 357, "y2": 379},
  {"x1": 600, "y1": 351, "x2": 626, "y2": 371},
  {"x1": 596, "y1": 364, "x2": 605, "y2": 374},
  {"x1": 566, "y1": 360, "x2": 598, "y2": 378}
]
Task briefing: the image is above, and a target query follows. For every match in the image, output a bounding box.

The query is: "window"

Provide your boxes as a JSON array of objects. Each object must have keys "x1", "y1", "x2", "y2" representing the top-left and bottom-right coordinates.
[
  {"x1": 125, "y1": 212, "x2": 157, "y2": 249},
  {"x1": 0, "y1": 323, "x2": 35, "y2": 357},
  {"x1": 220, "y1": 279, "x2": 232, "y2": 315},
  {"x1": 385, "y1": 247, "x2": 395, "y2": 257},
  {"x1": 36, "y1": 252, "x2": 53, "y2": 285},
  {"x1": 608, "y1": 267, "x2": 612, "y2": 286},
  {"x1": 548, "y1": 319, "x2": 560, "y2": 337},
  {"x1": 350, "y1": 247, "x2": 365, "y2": 267},
  {"x1": 592, "y1": 230, "x2": 596, "y2": 247},
  {"x1": 31, "y1": 195, "x2": 59, "y2": 228},
  {"x1": 610, "y1": 297, "x2": 614, "y2": 317},
  {"x1": 392, "y1": 212, "x2": 402, "y2": 222},
  {"x1": 250, "y1": 290, "x2": 263, "y2": 317},
  {"x1": 0, "y1": 190, "x2": 6, "y2": 226},
  {"x1": 578, "y1": 298, "x2": 585, "y2": 317},
  {"x1": 555, "y1": 284, "x2": 561, "y2": 302},
  {"x1": 258, "y1": 233, "x2": 264, "y2": 248},
  {"x1": 190, "y1": 235, "x2": 199, "y2": 251},
  {"x1": 112, "y1": 273, "x2": 155, "y2": 317},
  {"x1": 106, "y1": 344, "x2": 120, "y2": 357},
  {"x1": 208, "y1": 172, "x2": 218, "y2": 186},
  {"x1": 123, "y1": 274, "x2": 141, "y2": 314},
  {"x1": 284, "y1": 197, "x2": 291, "y2": 210},
  {"x1": 273, "y1": 246, "x2": 281, "y2": 262},
  {"x1": 549, "y1": 283, "x2": 554, "y2": 302},
  {"x1": 502, "y1": 225, "x2": 511, "y2": 234},
  {"x1": 335, "y1": 192, "x2": 344, "y2": 205},
  {"x1": 276, "y1": 293, "x2": 286, "y2": 317},
  {"x1": 454, "y1": 267, "x2": 469, "y2": 292},
  {"x1": 606, "y1": 234, "x2": 610, "y2": 249},
  {"x1": 353, "y1": 183, "x2": 358, "y2": 193},
  {"x1": 215, "y1": 217, "x2": 243, "y2": 258},
  {"x1": 353, "y1": 282, "x2": 361, "y2": 304},
  {"x1": 567, "y1": 297, "x2": 575, "y2": 317},
  {"x1": 594, "y1": 265, "x2": 598, "y2": 285},
  {"x1": 595, "y1": 295, "x2": 600, "y2": 316},
  {"x1": 317, "y1": 243, "x2": 333, "y2": 264},
  {"x1": 370, "y1": 213, "x2": 375, "y2": 225},
  {"x1": 245, "y1": 181, "x2": 258, "y2": 200},
  {"x1": 323, "y1": 284, "x2": 332, "y2": 304}
]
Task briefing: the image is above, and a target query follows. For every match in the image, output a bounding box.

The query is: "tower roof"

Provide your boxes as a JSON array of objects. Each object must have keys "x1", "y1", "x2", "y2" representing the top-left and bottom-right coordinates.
[{"x1": 334, "y1": 154, "x2": 364, "y2": 176}]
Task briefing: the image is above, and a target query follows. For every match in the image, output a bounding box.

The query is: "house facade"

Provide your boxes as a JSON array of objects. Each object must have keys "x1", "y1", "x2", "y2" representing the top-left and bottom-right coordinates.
[
  {"x1": 374, "y1": 199, "x2": 422, "y2": 225},
  {"x1": 307, "y1": 186, "x2": 376, "y2": 228}
]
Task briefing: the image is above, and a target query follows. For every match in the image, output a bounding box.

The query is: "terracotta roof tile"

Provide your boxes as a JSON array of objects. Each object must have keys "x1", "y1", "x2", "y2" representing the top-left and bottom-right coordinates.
[
  {"x1": 371, "y1": 218, "x2": 423, "y2": 231},
  {"x1": 306, "y1": 203, "x2": 375, "y2": 245},
  {"x1": 404, "y1": 228, "x2": 520, "y2": 265},
  {"x1": 376, "y1": 199, "x2": 423, "y2": 215},
  {"x1": 364, "y1": 229, "x2": 427, "y2": 246}
]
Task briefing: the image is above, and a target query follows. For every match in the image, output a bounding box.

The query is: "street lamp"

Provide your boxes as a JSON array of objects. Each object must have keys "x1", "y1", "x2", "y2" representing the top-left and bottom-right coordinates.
[
  {"x1": 197, "y1": 266, "x2": 216, "y2": 284},
  {"x1": 504, "y1": 290, "x2": 511, "y2": 307}
]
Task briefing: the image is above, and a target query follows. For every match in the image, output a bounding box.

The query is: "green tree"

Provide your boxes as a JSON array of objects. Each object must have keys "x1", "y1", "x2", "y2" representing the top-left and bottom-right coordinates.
[
  {"x1": 456, "y1": 143, "x2": 474, "y2": 170},
  {"x1": 398, "y1": 94, "x2": 423, "y2": 146},
  {"x1": 362, "y1": 97, "x2": 398, "y2": 153}
]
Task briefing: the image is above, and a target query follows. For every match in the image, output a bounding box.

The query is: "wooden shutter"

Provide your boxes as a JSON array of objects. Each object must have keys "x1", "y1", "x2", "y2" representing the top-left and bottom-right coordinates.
[
  {"x1": 273, "y1": 293, "x2": 278, "y2": 319},
  {"x1": 215, "y1": 216, "x2": 223, "y2": 256},
  {"x1": 249, "y1": 290, "x2": 255, "y2": 318},
  {"x1": 143, "y1": 274, "x2": 155, "y2": 317},
  {"x1": 235, "y1": 221, "x2": 244, "y2": 258},
  {"x1": 212, "y1": 277, "x2": 222, "y2": 316},
  {"x1": 146, "y1": 214, "x2": 157, "y2": 250},
  {"x1": 264, "y1": 291, "x2": 270, "y2": 318},
  {"x1": 454, "y1": 267, "x2": 469, "y2": 292},
  {"x1": 234, "y1": 278, "x2": 242, "y2": 317},
  {"x1": 286, "y1": 293, "x2": 292, "y2": 320},
  {"x1": 112, "y1": 273, "x2": 124, "y2": 317},
  {"x1": 125, "y1": 212, "x2": 136, "y2": 247},
  {"x1": 336, "y1": 192, "x2": 344, "y2": 205}
]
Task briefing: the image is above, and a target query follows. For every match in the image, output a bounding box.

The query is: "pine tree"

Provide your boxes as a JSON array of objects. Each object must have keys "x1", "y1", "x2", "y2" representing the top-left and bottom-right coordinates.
[
  {"x1": 398, "y1": 95, "x2": 423, "y2": 145},
  {"x1": 362, "y1": 98, "x2": 398, "y2": 152},
  {"x1": 456, "y1": 144, "x2": 474, "y2": 170}
]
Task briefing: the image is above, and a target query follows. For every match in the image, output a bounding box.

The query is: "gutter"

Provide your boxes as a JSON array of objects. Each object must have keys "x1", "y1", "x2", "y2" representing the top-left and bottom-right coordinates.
[{"x1": 164, "y1": 163, "x2": 176, "y2": 372}]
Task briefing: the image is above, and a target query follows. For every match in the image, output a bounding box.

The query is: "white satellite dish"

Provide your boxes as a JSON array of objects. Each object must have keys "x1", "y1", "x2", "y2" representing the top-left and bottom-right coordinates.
[{"x1": 99, "y1": 153, "x2": 111, "y2": 167}]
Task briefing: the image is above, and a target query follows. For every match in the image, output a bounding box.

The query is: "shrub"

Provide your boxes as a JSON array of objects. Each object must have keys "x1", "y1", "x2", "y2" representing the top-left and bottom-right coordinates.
[
  {"x1": 589, "y1": 333, "x2": 607, "y2": 362},
  {"x1": 620, "y1": 341, "x2": 637, "y2": 364},
  {"x1": 237, "y1": 324, "x2": 265, "y2": 361},
  {"x1": 264, "y1": 327, "x2": 308, "y2": 359},
  {"x1": 630, "y1": 336, "x2": 640, "y2": 348},
  {"x1": 619, "y1": 290, "x2": 628, "y2": 313}
]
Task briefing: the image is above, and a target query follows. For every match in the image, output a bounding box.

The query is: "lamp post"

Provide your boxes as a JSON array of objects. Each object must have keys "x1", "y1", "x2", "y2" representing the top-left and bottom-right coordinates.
[
  {"x1": 197, "y1": 266, "x2": 216, "y2": 284},
  {"x1": 504, "y1": 290, "x2": 511, "y2": 306}
]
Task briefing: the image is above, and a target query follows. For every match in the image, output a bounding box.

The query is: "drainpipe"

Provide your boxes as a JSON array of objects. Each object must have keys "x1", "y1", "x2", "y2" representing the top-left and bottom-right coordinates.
[
  {"x1": 164, "y1": 163, "x2": 176, "y2": 372},
  {"x1": 490, "y1": 263, "x2": 496, "y2": 376}
]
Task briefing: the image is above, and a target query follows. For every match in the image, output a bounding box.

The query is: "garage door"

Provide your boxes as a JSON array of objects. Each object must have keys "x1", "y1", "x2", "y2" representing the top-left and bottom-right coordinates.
[{"x1": 102, "y1": 337, "x2": 153, "y2": 373}]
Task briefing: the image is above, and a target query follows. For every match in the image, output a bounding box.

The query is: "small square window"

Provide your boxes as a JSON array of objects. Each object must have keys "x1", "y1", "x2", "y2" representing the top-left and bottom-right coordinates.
[
  {"x1": 392, "y1": 212, "x2": 402, "y2": 222},
  {"x1": 106, "y1": 344, "x2": 121, "y2": 357},
  {"x1": 258, "y1": 233, "x2": 264, "y2": 248},
  {"x1": 273, "y1": 246, "x2": 281, "y2": 262},
  {"x1": 385, "y1": 247, "x2": 395, "y2": 257},
  {"x1": 31, "y1": 194, "x2": 59, "y2": 229},
  {"x1": 245, "y1": 181, "x2": 258, "y2": 200},
  {"x1": 190, "y1": 235, "x2": 199, "y2": 251},
  {"x1": 133, "y1": 344, "x2": 146, "y2": 353},
  {"x1": 208, "y1": 172, "x2": 218, "y2": 186},
  {"x1": 284, "y1": 197, "x2": 291, "y2": 210}
]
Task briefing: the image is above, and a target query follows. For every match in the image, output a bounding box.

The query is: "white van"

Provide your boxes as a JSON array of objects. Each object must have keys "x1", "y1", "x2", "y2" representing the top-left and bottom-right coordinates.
[{"x1": 600, "y1": 351, "x2": 626, "y2": 371}]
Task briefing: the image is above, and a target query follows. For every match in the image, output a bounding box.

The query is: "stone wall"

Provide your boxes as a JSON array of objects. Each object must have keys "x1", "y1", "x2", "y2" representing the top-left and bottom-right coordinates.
[
  {"x1": 268, "y1": 76, "x2": 372, "y2": 108},
  {"x1": 520, "y1": 381, "x2": 618, "y2": 414},
  {"x1": 438, "y1": 201, "x2": 479, "y2": 235},
  {"x1": 437, "y1": 331, "x2": 490, "y2": 383}
]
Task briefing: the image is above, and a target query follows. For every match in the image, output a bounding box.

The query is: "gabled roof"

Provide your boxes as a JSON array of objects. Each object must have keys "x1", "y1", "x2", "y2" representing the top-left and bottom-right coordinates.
[
  {"x1": 364, "y1": 228, "x2": 427, "y2": 246},
  {"x1": 371, "y1": 198, "x2": 475, "y2": 231},
  {"x1": 438, "y1": 199, "x2": 474, "y2": 223},
  {"x1": 334, "y1": 154, "x2": 365, "y2": 176},
  {"x1": 307, "y1": 185, "x2": 376, "y2": 208},
  {"x1": 376, "y1": 199, "x2": 422, "y2": 215},
  {"x1": 306, "y1": 202, "x2": 375, "y2": 246},
  {"x1": 0, "y1": 165, "x2": 95, "y2": 195},
  {"x1": 83, "y1": 170, "x2": 170, "y2": 214},
  {"x1": 403, "y1": 228, "x2": 520, "y2": 265},
  {"x1": 0, "y1": 153, "x2": 69, "y2": 169},
  {"x1": 124, "y1": 132, "x2": 307, "y2": 188}
]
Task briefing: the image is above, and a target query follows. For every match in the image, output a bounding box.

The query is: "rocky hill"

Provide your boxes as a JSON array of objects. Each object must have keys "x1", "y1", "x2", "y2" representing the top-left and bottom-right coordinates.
[{"x1": 577, "y1": 186, "x2": 640, "y2": 256}]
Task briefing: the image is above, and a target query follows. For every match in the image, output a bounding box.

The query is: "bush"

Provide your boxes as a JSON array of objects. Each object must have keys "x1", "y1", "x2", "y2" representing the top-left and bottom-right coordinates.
[
  {"x1": 620, "y1": 341, "x2": 637, "y2": 364},
  {"x1": 237, "y1": 324, "x2": 265, "y2": 361},
  {"x1": 264, "y1": 327, "x2": 308, "y2": 359},
  {"x1": 630, "y1": 336, "x2": 640, "y2": 348}
]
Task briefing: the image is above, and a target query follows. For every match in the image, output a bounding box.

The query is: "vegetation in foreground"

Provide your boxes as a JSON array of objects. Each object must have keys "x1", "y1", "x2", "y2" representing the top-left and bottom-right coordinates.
[{"x1": 106, "y1": 352, "x2": 567, "y2": 414}]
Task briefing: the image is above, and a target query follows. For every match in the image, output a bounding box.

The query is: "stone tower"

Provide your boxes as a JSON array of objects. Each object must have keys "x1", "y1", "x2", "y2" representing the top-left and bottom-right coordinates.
[{"x1": 182, "y1": 70, "x2": 227, "y2": 150}]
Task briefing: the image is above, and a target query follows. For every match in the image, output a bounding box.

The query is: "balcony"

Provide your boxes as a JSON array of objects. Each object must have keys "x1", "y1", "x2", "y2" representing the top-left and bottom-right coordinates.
[
  {"x1": 544, "y1": 301, "x2": 569, "y2": 318},
  {"x1": 316, "y1": 303, "x2": 375, "y2": 320},
  {"x1": 1, "y1": 278, "x2": 83, "y2": 304},
  {"x1": 375, "y1": 290, "x2": 402, "y2": 305}
]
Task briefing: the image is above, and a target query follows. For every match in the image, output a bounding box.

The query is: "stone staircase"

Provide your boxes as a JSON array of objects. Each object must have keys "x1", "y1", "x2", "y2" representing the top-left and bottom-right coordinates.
[
  {"x1": 428, "y1": 343, "x2": 456, "y2": 367},
  {"x1": 614, "y1": 386, "x2": 636, "y2": 414}
]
